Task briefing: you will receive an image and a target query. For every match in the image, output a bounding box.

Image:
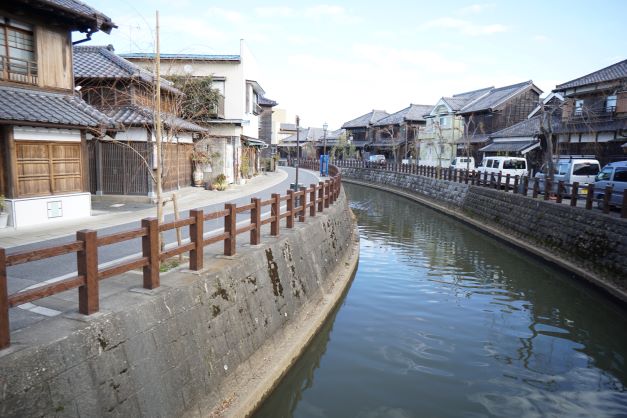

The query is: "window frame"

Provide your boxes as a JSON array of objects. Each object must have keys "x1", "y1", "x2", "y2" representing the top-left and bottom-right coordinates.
[{"x1": 0, "y1": 16, "x2": 38, "y2": 85}]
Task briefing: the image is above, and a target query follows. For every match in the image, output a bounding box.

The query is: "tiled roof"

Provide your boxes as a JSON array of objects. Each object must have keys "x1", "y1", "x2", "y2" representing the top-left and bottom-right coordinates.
[
  {"x1": 489, "y1": 115, "x2": 542, "y2": 138},
  {"x1": 121, "y1": 53, "x2": 241, "y2": 62},
  {"x1": 19, "y1": 0, "x2": 116, "y2": 33},
  {"x1": 555, "y1": 59, "x2": 627, "y2": 91},
  {"x1": 74, "y1": 45, "x2": 181, "y2": 94},
  {"x1": 259, "y1": 96, "x2": 278, "y2": 106},
  {"x1": 342, "y1": 110, "x2": 389, "y2": 128},
  {"x1": 441, "y1": 87, "x2": 493, "y2": 111},
  {"x1": 107, "y1": 105, "x2": 208, "y2": 133},
  {"x1": 0, "y1": 86, "x2": 116, "y2": 128},
  {"x1": 460, "y1": 81, "x2": 541, "y2": 113},
  {"x1": 479, "y1": 140, "x2": 539, "y2": 153},
  {"x1": 374, "y1": 104, "x2": 433, "y2": 126}
]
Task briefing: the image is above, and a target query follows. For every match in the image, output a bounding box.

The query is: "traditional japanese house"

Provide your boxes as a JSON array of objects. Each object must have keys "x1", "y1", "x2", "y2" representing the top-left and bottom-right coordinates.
[
  {"x1": 341, "y1": 110, "x2": 389, "y2": 157},
  {"x1": 552, "y1": 59, "x2": 627, "y2": 164},
  {"x1": 0, "y1": 0, "x2": 116, "y2": 228},
  {"x1": 371, "y1": 104, "x2": 433, "y2": 161},
  {"x1": 73, "y1": 45, "x2": 207, "y2": 198}
]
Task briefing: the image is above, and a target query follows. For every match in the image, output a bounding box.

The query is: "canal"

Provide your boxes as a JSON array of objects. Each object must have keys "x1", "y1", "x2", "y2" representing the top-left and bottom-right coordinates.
[{"x1": 255, "y1": 183, "x2": 627, "y2": 417}]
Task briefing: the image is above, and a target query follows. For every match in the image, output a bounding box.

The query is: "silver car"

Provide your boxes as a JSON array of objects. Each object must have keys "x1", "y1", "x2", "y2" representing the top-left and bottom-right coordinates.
[{"x1": 594, "y1": 161, "x2": 627, "y2": 209}]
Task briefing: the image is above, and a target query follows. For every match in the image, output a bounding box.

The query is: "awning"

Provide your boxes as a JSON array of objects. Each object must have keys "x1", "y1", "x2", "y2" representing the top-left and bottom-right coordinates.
[
  {"x1": 479, "y1": 140, "x2": 540, "y2": 155},
  {"x1": 241, "y1": 136, "x2": 268, "y2": 148}
]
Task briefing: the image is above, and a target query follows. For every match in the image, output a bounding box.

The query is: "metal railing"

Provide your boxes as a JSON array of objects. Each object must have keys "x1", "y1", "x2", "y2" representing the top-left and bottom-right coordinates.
[
  {"x1": 0, "y1": 166, "x2": 342, "y2": 349},
  {"x1": 334, "y1": 159, "x2": 627, "y2": 219}
]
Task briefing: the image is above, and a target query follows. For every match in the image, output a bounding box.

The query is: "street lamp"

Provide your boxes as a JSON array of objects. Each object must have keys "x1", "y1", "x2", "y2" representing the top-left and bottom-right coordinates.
[
  {"x1": 323, "y1": 122, "x2": 328, "y2": 156},
  {"x1": 320, "y1": 122, "x2": 329, "y2": 177},
  {"x1": 295, "y1": 115, "x2": 300, "y2": 190}
]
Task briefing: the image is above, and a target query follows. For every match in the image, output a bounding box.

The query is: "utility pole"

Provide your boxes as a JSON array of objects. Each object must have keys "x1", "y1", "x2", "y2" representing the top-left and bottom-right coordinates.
[{"x1": 295, "y1": 115, "x2": 300, "y2": 189}]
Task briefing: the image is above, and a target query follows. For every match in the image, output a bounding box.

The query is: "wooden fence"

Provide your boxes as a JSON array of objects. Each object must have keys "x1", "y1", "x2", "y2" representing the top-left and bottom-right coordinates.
[
  {"x1": 333, "y1": 159, "x2": 627, "y2": 219},
  {"x1": 0, "y1": 166, "x2": 342, "y2": 349}
]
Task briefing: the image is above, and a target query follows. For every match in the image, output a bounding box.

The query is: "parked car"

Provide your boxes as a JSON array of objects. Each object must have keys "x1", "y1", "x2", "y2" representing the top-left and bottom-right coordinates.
[
  {"x1": 534, "y1": 156, "x2": 600, "y2": 195},
  {"x1": 369, "y1": 155, "x2": 386, "y2": 163},
  {"x1": 476, "y1": 156, "x2": 528, "y2": 184},
  {"x1": 450, "y1": 156, "x2": 475, "y2": 171},
  {"x1": 594, "y1": 161, "x2": 627, "y2": 209}
]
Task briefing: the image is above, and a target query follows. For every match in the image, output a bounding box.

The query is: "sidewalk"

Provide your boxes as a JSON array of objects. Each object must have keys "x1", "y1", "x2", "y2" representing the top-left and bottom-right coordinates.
[{"x1": 0, "y1": 170, "x2": 289, "y2": 249}]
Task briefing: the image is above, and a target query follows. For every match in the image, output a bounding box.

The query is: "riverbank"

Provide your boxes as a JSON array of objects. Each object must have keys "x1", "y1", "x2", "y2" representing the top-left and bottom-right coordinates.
[{"x1": 341, "y1": 168, "x2": 627, "y2": 304}]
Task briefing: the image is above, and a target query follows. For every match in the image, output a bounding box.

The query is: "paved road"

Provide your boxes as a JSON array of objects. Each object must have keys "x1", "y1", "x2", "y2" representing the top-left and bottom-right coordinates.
[{"x1": 6, "y1": 167, "x2": 321, "y2": 294}]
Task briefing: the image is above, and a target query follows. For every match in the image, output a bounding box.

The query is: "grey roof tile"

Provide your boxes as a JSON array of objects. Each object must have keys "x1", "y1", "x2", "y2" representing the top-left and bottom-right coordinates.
[
  {"x1": 441, "y1": 87, "x2": 493, "y2": 111},
  {"x1": 74, "y1": 45, "x2": 181, "y2": 94},
  {"x1": 107, "y1": 105, "x2": 208, "y2": 133},
  {"x1": 342, "y1": 110, "x2": 389, "y2": 128},
  {"x1": 460, "y1": 81, "x2": 540, "y2": 113},
  {"x1": 259, "y1": 96, "x2": 278, "y2": 106},
  {"x1": 0, "y1": 86, "x2": 116, "y2": 128},
  {"x1": 374, "y1": 104, "x2": 434, "y2": 126},
  {"x1": 555, "y1": 59, "x2": 627, "y2": 91},
  {"x1": 23, "y1": 0, "x2": 116, "y2": 33},
  {"x1": 121, "y1": 53, "x2": 240, "y2": 62},
  {"x1": 489, "y1": 115, "x2": 542, "y2": 138}
]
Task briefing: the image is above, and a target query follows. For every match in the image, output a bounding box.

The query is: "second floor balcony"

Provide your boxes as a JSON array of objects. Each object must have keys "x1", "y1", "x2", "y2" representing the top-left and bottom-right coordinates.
[{"x1": 0, "y1": 56, "x2": 38, "y2": 85}]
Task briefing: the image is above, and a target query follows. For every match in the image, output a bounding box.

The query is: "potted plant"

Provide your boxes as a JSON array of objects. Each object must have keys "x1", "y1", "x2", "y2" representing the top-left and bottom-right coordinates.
[
  {"x1": 191, "y1": 149, "x2": 211, "y2": 187},
  {"x1": 0, "y1": 194, "x2": 8, "y2": 228},
  {"x1": 212, "y1": 174, "x2": 228, "y2": 191}
]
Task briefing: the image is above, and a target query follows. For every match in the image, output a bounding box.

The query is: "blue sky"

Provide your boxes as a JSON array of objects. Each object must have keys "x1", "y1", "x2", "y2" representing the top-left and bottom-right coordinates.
[{"x1": 82, "y1": 0, "x2": 626, "y2": 129}]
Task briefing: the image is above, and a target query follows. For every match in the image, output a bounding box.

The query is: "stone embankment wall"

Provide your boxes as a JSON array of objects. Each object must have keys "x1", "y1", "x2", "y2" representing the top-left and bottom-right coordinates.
[
  {"x1": 0, "y1": 191, "x2": 358, "y2": 417},
  {"x1": 342, "y1": 168, "x2": 627, "y2": 301}
]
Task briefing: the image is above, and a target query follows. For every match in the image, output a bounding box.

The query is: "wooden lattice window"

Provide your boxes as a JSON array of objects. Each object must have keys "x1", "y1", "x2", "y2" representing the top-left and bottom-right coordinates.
[
  {"x1": 16, "y1": 142, "x2": 83, "y2": 197},
  {"x1": 0, "y1": 17, "x2": 37, "y2": 84}
]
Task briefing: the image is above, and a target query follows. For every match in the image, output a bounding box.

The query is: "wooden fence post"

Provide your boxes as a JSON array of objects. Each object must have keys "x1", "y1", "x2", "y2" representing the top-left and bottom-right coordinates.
[
  {"x1": 271, "y1": 193, "x2": 280, "y2": 236},
  {"x1": 544, "y1": 178, "x2": 552, "y2": 200},
  {"x1": 142, "y1": 218, "x2": 160, "y2": 289},
  {"x1": 585, "y1": 184, "x2": 594, "y2": 210},
  {"x1": 318, "y1": 182, "x2": 324, "y2": 212},
  {"x1": 251, "y1": 198, "x2": 262, "y2": 245},
  {"x1": 532, "y1": 178, "x2": 539, "y2": 198},
  {"x1": 570, "y1": 182, "x2": 579, "y2": 207},
  {"x1": 505, "y1": 174, "x2": 510, "y2": 190},
  {"x1": 299, "y1": 187, "x2": 307, "y2": 222},
  {"x1": 325, "y1": 180, "x2": 331, "y2": 208},
  {"x1": 224, "y1": 203, "x2": 237, "y2": 256},
  {"x1": 310, "y1": 184, "x2": 317, "y2": 217},
  {"x1": 0, "y1": 248, "x2": 9, "y2": 349},
  {"x1": 603, "y1": 186, "x2": 612, "y2": 214},
  {"x1": 622, "y1": 190, "x2": 627, "y2": 218},
  {"x1": 522, "y1": 176, "x2": 529, "y2": 196},
  {"x1": 556, "y1": 181, "x2": 564, "y2": 204},
  {"x1": 77, "y1": 229, "x2": 99, "y2": 315},
  {"x1": 189, "y1": 209, "x2": 204, "y2": 271},
  {"x1": 287, "y1": 190, "x2": 295, "y2": 228},
  {"x1": 513, "y1": 176, "x2": 519, "y2": 194}
]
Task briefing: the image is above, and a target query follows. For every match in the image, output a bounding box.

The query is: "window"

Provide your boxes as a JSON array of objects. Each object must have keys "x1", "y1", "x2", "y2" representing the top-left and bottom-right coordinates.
[
  {"x1": 574, "y1": 99, "x2": 584, "y2": 116},
  {"x1": 439, "y1": 115, "x2": 448, "y2": 127},
  {"x1": 596, "y1": 167, "x2": 612, "y2": 181},
  {"x1": 213, "y1": 80, "x2": 225, "y2": 96},
  {"x1": 0, "y1": 17, "x2": 37, "y2": 84},
  {"x1": 572, "y1": 163, "x2": 599, "y2": 176},
  {"x1": 606, "y1": 95, "x2": 617, "y2": 113},
  {"x1": 614, "y1": 168, "x2": 627, "y2": 183}
]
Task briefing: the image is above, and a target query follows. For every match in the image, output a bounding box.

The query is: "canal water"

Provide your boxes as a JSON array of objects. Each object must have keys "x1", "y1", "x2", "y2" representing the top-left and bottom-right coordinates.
[{"x1": 254, "y1": 183, "x2": 627, "y2": 418}]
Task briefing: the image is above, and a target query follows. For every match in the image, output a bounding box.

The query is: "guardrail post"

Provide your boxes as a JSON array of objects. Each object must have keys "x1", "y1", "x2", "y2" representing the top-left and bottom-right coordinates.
[
  {"x1": 310, "y1": 184, "x2": 317, "y2": 217},
  {"x1": 324, "y1": 180, "x2": 331, "y2": 208},
  {"x1": 224, "y1": 203, "x2": 237, "y2": 255},
  {"x1": 287, "y1": 190, "x2": 295, "y2": 228},
  {"x1": 318, "y1": 182, "x2": 324, "y2": 212},
  {"x1": 189, "y1": 209, "x2": 204, "y2": 271},
  {"x1": 250, "y1": 198, "x2": 262, "y2": 245},
  {"x1": 271, "y1": 193, "x2": 280, "y2": 236},
  {"x1": 142, "y1": 218, "x2": 160, "y2": 289},
  {"x1": 570, "y1": 182, "x2": 579, "y2": 207},
  {"x1": 556, "y1": 181, "x2": 564, "y2": 203},
  {"x1": 299, "y1": 187, "x2": 307, "y2": 222},
  {"x1": 585, "y1": 184, "x2": 594, "y2": 209},
  {"x1": 0, "y1": 248, "x2": 9, "y2": 349},
  {"x1": 603, "y1": 186, "x2": 612, "y2": 214},
  {"x1": 77, "y1": 229, "x2": 99, "y2": 315},
  {"x1": 622, "y1": 190, "x2": 627, "y2": 218}
]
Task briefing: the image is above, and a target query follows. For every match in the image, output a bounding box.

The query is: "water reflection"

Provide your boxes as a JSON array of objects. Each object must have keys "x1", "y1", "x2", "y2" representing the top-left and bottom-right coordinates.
[{"x1": 255, "y1": 183, "x2": 627, "y2": 417}]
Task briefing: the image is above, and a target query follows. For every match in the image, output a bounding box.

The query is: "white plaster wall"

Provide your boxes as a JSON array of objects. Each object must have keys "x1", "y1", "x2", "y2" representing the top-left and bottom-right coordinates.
[
  {"x1": 14, "y1": 126, "x2": 81, "y2": 142},
  {"x1": 114, "y1": 127, "x2": 149, "y2": 142},
  {"x1": 7, "y1": 193, "x2": 91, "y2": 228}
]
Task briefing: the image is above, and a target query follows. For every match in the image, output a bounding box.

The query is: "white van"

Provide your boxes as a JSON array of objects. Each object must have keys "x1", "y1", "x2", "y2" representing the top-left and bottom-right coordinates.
[
  {"x1": 369, "y1": 155, "x2": 386, "y2": 163},
  {"x1": 476, "y1": 156, "x2": 528, "y2": 184},
  {"x1": 450, "y1": 156, "x2": 475, "y2": 171},
  {"x1": 535, "y1": 156, "x2": 600, "y2": 195}
]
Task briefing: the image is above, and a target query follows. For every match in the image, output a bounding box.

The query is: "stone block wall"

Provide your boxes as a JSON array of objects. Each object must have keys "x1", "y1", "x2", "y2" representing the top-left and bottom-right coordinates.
[
  {"x1": 0, "y1": 191, "x2": 357, "y2": 417},
  {"x1": 342, "y1": 167, "x2": 627, "y2": 300}
]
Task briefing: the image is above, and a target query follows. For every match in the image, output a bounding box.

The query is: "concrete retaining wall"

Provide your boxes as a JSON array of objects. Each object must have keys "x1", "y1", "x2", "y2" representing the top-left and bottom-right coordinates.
[
  {"x1": 342, "y1": 167, "x2": 627, "y2": 301},
  {"x1": 0, "y1": 191, "x2": 359, "y2": 417}
]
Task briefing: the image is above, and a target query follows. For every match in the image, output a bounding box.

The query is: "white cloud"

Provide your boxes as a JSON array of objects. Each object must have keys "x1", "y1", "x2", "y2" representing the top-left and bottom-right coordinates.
[
  {"x1": 422, "y1": 17, "x2": 507, "y2": 36},
  {"x1": 305, "y1": 5, "x2": 345, "y2": 17},
  {"x1": 255, "y1": 6, "x2": 295, "y2": 18},
  {"x1": 458, "y1": 3, "x2": 495, "y2": 15},
  {"x1": 204, "y1": 7, "x2": 245, "y2": 23}
]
